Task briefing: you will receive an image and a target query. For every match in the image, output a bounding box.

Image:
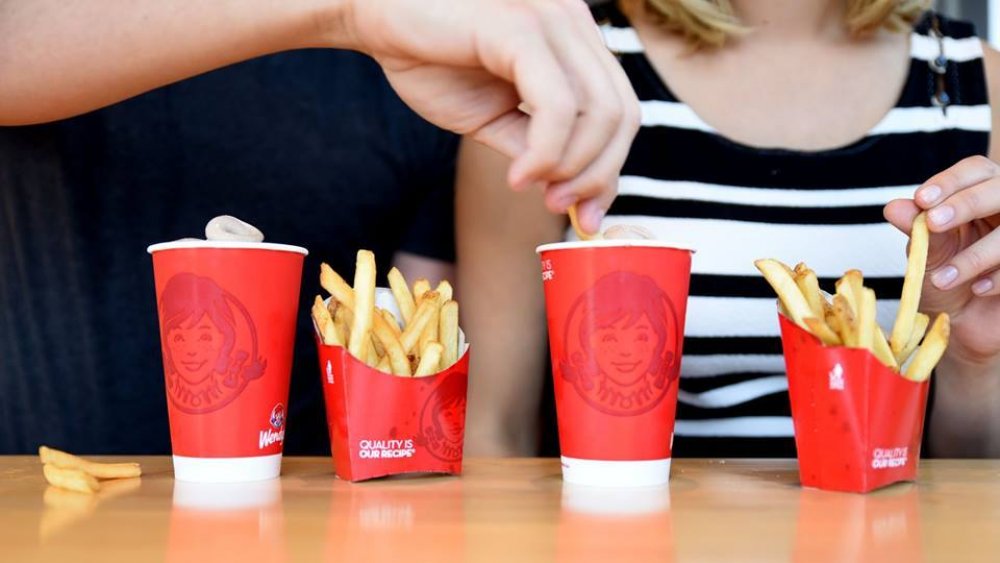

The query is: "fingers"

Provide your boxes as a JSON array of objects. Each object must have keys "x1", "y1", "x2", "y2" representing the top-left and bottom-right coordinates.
[
  {"x1": 499, "y1": 1, "x2": 638, "y2": 196},
  {"x1": 929, "y1": 227, "x2": 1000, "y2": 291},
  {"x1": 914, "y1": 155, "x2": 1000, "y2": 231},
  {"x1": 883, "y1": 198, "x2": 921, "y2": 235},
  {"x1": 968, "y1": 267, "x2": 1000, "y2": 296}
]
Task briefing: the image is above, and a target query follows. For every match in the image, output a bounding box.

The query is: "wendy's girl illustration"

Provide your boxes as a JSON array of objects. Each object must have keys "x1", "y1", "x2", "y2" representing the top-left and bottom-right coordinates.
[
  {"x1": 159, "y1": 272, "x2": 266, "y2": 414},
  {"x1": 419, "y1": 372, "x2": 468, "y2": 461},
  {"x1": 560, "y1": 271, "x2": 682, "y2": 416}
]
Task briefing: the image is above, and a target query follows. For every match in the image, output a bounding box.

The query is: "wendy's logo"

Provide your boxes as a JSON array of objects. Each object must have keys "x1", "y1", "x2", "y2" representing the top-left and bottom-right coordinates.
[
  {"x1": 270, "y1": 403, "x2": 286, "y2": 430},
  {"x1": 418, "y1": 373, "x2": 468, "y2": 461},
  {"x1": 559, "y1": 271, "x2": 681, "y2": 416},
  {"x1": 159, "y1": 272, "x2": 266, "y2": 414}
]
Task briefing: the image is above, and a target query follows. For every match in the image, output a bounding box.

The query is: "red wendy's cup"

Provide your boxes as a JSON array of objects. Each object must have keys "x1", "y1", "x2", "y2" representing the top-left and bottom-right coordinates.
[
  {"x1": 148, "y1": 240, "x2": 307, "y2": 482},
  {"x1": 536, "y1": 240, "x2": 694, "y2": 487},
  {"x1": 778, "y1": 314, "x2": 929, "y2": 493}
]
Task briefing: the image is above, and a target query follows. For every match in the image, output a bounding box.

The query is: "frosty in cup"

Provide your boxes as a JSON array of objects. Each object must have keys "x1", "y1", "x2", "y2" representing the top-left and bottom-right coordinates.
[
  {"x1": 537, "y1": 240, "x2": 693, "y2": 487},
  {"x1": 148, "y1": 240, "x2": 307, "y2": 482}
]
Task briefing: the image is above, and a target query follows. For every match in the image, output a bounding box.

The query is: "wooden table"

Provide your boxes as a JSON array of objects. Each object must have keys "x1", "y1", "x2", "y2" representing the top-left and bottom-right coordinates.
[{"x1": 2, "y1": 457, "x2": 999, "y2": 562}]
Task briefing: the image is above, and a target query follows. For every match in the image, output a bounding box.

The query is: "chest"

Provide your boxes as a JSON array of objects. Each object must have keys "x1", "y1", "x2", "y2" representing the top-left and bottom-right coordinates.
[{"x1": 635, "y1": 28, "x2": 912, "y2": 151}]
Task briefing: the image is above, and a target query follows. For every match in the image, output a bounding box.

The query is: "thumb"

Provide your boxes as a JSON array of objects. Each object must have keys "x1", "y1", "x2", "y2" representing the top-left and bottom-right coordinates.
[{"x1": 883, "y1": 198, "x2": 921, "y2": 235}]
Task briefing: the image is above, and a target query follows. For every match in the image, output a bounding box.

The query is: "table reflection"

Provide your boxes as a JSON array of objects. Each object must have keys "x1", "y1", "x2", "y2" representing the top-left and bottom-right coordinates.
[
  {"x1": 793, "y1": 484, "x2": 922, "y2": 562},
  {"x1": 324, "y1": 476, "x2": 465, "y2": 562},
  {"x1": 557, "y1": 484, "x2": 675, "y2": 562},
  {"x1": 39, "y1": 477, "x2": 142, "y2": 541},
  {"x1": 167, "y1": 479, "x2": 286, "y2": 563}
]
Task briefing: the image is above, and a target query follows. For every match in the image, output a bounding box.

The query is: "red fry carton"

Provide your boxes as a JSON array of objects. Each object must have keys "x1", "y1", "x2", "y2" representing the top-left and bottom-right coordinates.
[
  {"x1": 778, "y1": 313, "x2": 930, "y2": 493},
  {"x1": 315, "y1": 291, "x2": 470, "y2": 482}
]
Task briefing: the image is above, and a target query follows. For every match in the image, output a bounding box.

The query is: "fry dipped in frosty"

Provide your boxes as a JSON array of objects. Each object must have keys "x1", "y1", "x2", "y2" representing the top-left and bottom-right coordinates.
[{"x1": 312, "y1": 251, "x2": 463, "y2": 377}]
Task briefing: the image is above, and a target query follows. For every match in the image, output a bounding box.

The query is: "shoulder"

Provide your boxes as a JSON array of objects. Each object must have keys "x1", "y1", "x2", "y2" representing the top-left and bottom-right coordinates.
[{"x1": 983, "y1": 43, "x2": 1000, "y2": 160}]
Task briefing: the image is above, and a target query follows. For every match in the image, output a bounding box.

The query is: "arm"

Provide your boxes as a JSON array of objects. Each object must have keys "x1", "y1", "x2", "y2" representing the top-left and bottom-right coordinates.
[
  {"x1": 0, "y1": 0, "x2": 638, "y2": 232},
  {"x1": 884, "y1": 43, "x2": 1000, "y2": 457},
  {"x1": 456, "y1": 138, "x2": 564, "y2": 456}
]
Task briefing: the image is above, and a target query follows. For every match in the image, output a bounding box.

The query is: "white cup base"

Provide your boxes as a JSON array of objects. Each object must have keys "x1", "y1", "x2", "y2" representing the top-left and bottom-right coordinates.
[
  {"x1": 560, "y1": 456, "x2": 671, "y2": 488},
  {"x1": 172, "y1": 454, "x2": 282, "y2": 483}
]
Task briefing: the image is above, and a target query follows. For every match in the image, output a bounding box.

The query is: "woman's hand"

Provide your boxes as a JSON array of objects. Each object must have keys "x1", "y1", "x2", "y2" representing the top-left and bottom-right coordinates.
[
  {"x1": 349, "y1": 0, "x2": 640, "y2": 233},
  {"x1": 884, "y1": 155, "x2": 1000, "y2": 367}
]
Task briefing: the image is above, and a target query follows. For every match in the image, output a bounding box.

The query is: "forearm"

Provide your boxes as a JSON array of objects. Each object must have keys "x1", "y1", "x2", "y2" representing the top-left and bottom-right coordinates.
[
  {"x1": 0, "y1": 0, "x2": 353, "y2": 124},
  {"x1": 927, "y1": 354, "x2": 1000, "y2": 457}
]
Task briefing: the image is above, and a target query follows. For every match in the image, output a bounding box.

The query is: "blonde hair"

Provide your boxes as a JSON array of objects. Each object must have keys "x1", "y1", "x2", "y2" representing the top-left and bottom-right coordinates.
[{"x1": 625, "y1": 0, "x2": 931, "y2": 48}]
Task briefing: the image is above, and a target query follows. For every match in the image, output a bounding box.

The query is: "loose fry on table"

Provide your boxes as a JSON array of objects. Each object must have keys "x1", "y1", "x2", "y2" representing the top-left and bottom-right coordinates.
[
  {"x1": 387, "y1": 267, "x2": 416, "y2": 324},
  {"x1": 793, "y1": 265, "x2": 825, "y2": 319},
  {"x1": 39, "y1": 446, "x2": 142, "y2": 479},
  {"x1": 349, "y1": 251, "x2": 377, "y2": 361},
  {"x1": 43, "y1": 464, "x2": 100, "y2": 494},
  {"x1": 401, "y1": 291, "x2": 441, "y2": 354},
  {"x1": 440, "y1": 300, "x2": 460, "y2": 368},
  {"x1": 413, "y1": 279, "x2": 432, "y2": 303},
  {"x1": 804, "y1": 318, "x2": 842, "y2": 346},
  {"x1": 415, "y1": 342, "x2": 444, "y2": 377},
  {"x1": 754, "y1": 259, "x2": 813, "y2": 327},
  {"x1": 898, "y1": 313, "x2": 931, "y2": 366},
  {"x1": 891, "y1": 212, "x2": 929, "y2": 357},
  {"x1": 903, "y1": 313, "x2": 950, "y2": 382}
]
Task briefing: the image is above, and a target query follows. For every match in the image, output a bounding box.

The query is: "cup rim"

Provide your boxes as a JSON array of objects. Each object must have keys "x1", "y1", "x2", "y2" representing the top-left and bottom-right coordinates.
[
  {"x1": 536, "y1": 240, "x2": 695, "y2": 254},
  {"x1": 147, "y1": 240, "x2": 308, "y2": 256}
]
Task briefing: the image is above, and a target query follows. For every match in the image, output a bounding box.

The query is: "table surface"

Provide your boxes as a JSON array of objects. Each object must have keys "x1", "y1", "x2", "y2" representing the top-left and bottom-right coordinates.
[{"x1": 2, "y1": 457, "x2": 999, "y2": 562}]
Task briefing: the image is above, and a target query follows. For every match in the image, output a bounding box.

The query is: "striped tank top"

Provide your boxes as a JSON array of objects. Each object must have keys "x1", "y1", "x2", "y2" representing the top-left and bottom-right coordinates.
[{"x1": 592, "y1": 6, "x2": 992, "y2": 457}]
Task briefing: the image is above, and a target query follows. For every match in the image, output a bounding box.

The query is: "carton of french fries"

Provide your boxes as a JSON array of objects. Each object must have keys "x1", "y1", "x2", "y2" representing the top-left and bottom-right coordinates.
[
  {"x1": 311, "y1": 250, "x2": 470, "y2": 482},
  {"x1": 756, "y1": 213, "x2": 948, "y2": 493}
]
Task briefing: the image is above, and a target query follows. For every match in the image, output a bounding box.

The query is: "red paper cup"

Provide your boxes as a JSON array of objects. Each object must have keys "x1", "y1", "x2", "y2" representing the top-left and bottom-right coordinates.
[
  {"x1": 778, "y1": 313, "x2": 929, "y2": 493},
  {"x1": 537, "y1": 240, "x2": 694, "y2": 487},
  {"x1": 148, "y1": 240, "x2": 307, "y2": 482},
  {"x1": 316, "y1": 289, "x2": 470, "y2": 482}
]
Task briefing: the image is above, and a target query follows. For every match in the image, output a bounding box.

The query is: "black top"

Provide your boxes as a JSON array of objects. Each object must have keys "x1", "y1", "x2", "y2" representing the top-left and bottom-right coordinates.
[{"x1": 0, "y1": 49, "x2": 458, "y2": 455}]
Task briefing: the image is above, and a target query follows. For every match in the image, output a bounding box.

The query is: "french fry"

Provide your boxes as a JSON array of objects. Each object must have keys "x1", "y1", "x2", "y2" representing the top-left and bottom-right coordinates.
[
  {"x1": 832, "y1": 295, "x2": 858, "y2": 347},
  {"x1": 834, "y1": 270, "x2": 862, "y2": 316},
  {"x1": 320, "y1": 263, "x2": 356, "y2": 307},
  {"x1": 371, "y1": 313, "x2": 411, "y2": 376},
  {"x1": 891, "y1": 212, "x2": 930, "y2": 357},
  {"x1": 42, "y1": 464, "x2": 99, "y2": 494},
  {"x1": 419, "y1": 306, "x2": 440, "y2": 360},
  {"x1": 857, "y1": 287, "x2": 877, "y2": 353},
  {"x1": 903, "y1": 313, "x2": 950, "y2": 382},
  {"x1": 349, "y1": 251, "x2": 376, "y2": 361},
  {"x1": 387, "y1": 267, "x2": 416, "y2": 324},
  {"x1": 380, "y1": 309, "x2": 401, "y2": 336},
  {"x1": 39, "y1": 446, "x2": 142, "y2": 479},
  {"x1": 754, "y1": 259, "x2": 813, "y2": 327},
  {"x1": 435, "y1": 280, "x2": 454, "y2": 303},
  {"x1": 804, "y1": 318, "x2": 842, "y2": 346},
  {"x1": 413, "y1": 279, "x2": 432, "y2": 303},
  {"x1": 334, "y1": 305, "x2": 353, "y2": 346},
  {"x1": 376, "y1": 356, "x2": 392, "y2": 374},
  {"x1": 873, "y1": 327, "x2": 899, "y2": 371},
  {"x1": 414, "y1": 343, "x2": 444, "y2": 377},
  {"x1": 440, "y1": 300, "x2": 460, "y2": 369},
  {"x1": 312, "y1": 296, "x2": 341, "y2": 346},
  {"x1": 897, "y1": 313, "x2": 931, "y2": 366},
  {"x1": 794, "y1": 265, "x2": 825, "y2": 319},
  {"x1": 401, "y1": 291, "x2": 441, "y2": 354}
]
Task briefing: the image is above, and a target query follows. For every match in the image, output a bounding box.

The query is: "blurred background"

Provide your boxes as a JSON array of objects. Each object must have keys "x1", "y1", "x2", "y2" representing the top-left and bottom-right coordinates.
[{"x1": 938, "y1": 0, "x2": 998, "y2": 45}]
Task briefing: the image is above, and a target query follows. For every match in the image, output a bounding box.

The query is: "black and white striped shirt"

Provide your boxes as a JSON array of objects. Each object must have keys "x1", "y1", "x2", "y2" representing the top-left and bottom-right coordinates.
[{"x1": 590, "y1": 7, "x2": 991, "y2": 457}]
